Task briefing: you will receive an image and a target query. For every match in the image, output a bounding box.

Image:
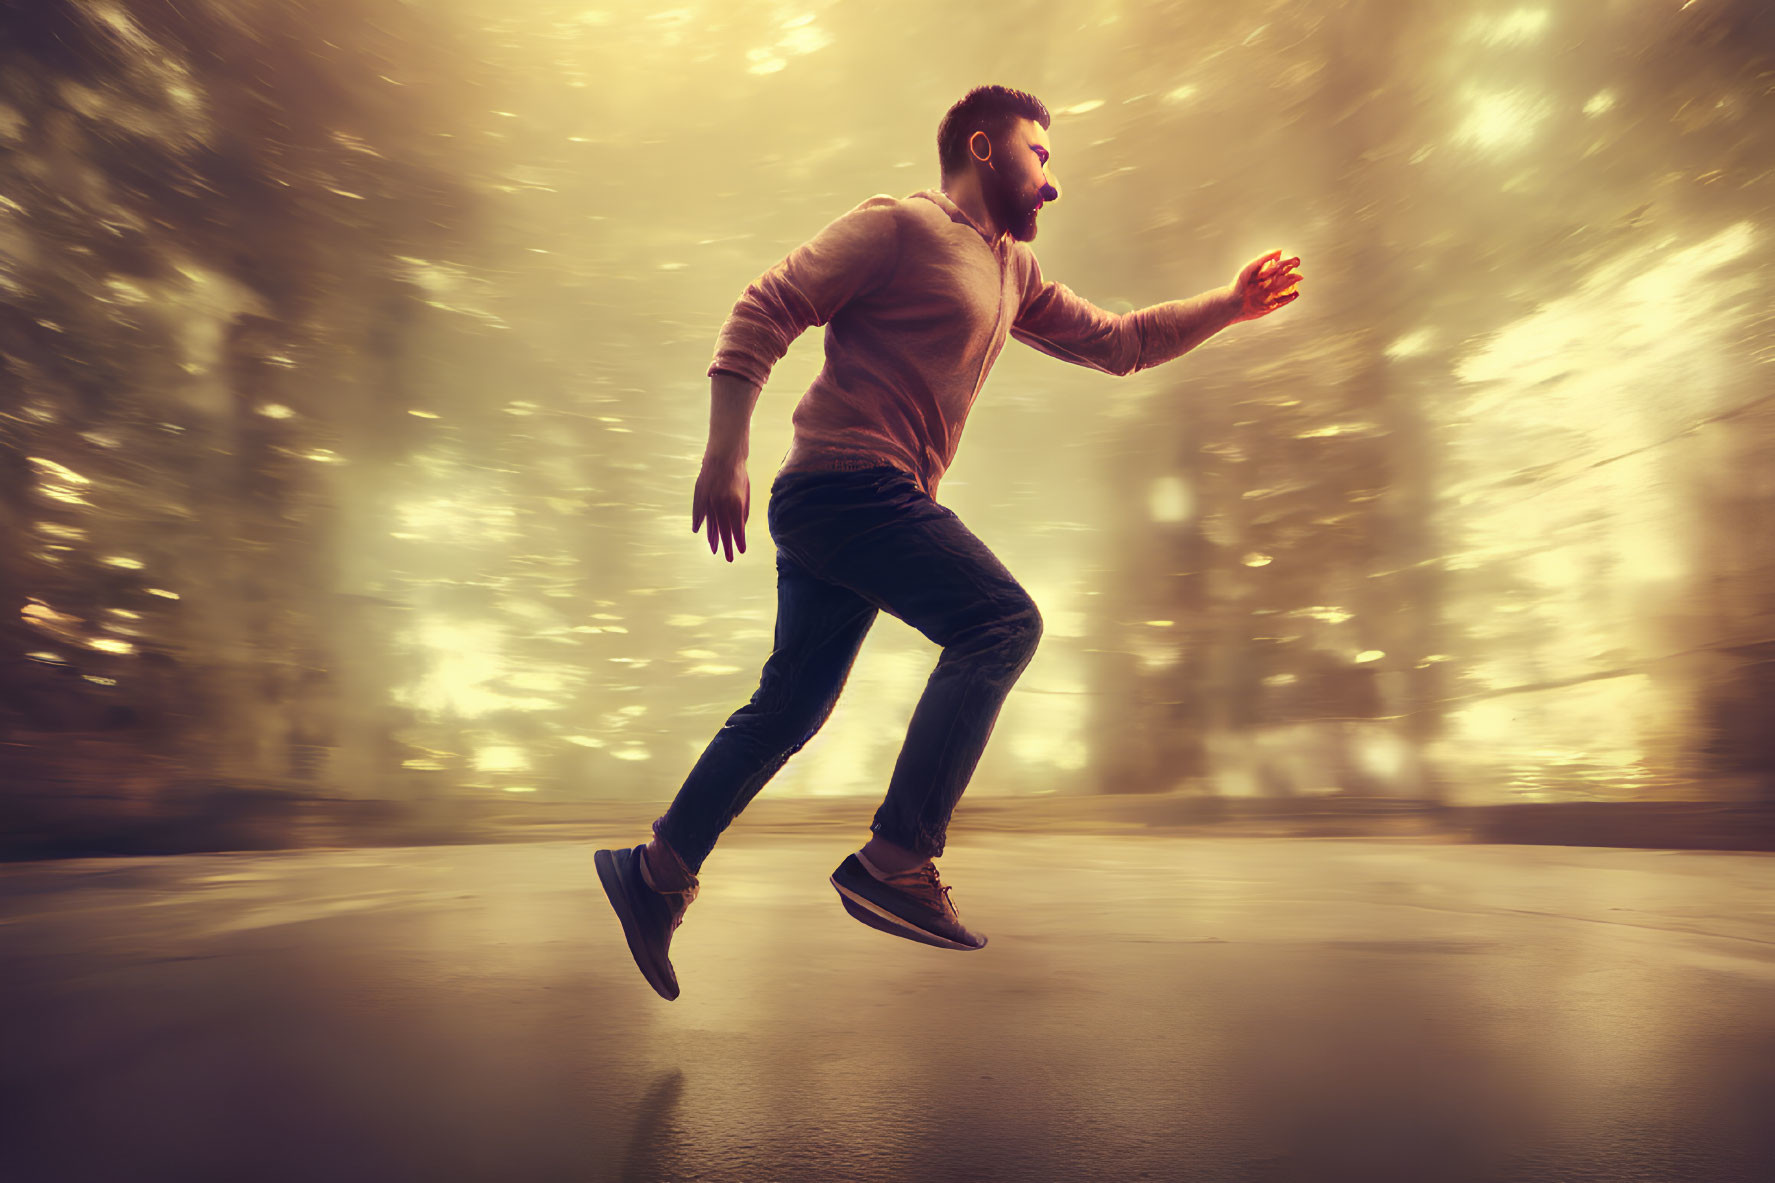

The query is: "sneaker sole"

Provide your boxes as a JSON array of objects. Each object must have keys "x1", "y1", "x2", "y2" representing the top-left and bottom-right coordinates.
[
  {"x1": 830, "y1": 874, "x2": 986, "y2": 951},
  {"x1": 594, "y1": 848, "x2": 680, "y2": 1001}
]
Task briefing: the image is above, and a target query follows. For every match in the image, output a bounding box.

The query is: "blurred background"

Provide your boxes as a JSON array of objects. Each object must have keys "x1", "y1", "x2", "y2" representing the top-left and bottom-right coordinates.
[{"x1": 3, "y1": 0, "x2": 1773, "y2": 856}]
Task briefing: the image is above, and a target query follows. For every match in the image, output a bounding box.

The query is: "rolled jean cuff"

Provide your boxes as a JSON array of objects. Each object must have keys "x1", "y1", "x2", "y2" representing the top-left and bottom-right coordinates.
[
  {"x1": 868, "y1": 817, "x2": 945, "y2": 860},
  {"x1": 651, "y1": 815, "x2": 703, "y2": 881}
]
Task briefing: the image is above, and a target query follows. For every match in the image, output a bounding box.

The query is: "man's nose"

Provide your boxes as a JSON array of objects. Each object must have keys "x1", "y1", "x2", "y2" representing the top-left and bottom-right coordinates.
[{"x1": 1039, "y1": 180, "x2": 1059, "y2": 203}]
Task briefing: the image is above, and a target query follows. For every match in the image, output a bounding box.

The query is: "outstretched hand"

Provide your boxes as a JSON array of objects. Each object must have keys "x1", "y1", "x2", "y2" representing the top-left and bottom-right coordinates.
[
  {"x1": 1228, "y1": 249, "x2": 1304, "y2": 324},
  {"x1": 691, "y1": 449, "x2": 750, "y2": 562}
]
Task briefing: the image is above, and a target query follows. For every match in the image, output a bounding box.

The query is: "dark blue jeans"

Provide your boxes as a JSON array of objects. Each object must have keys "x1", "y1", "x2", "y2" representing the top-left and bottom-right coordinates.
[{"x1": 656, "y1": 464, "x2": 1043, "y2": 872}]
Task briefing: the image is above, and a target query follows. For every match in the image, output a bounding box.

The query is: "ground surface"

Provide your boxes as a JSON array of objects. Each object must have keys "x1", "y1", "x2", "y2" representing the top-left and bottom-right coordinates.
[{"x1": 2, "y1": 834, "x2": 1772, "y2": 1182}]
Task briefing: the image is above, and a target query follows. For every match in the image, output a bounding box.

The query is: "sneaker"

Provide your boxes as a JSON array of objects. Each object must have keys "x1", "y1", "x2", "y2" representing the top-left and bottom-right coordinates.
[
  {"x1": 830, "y1": 852, "x2": 986, "y2": 951},
  {"x1": 594, "y1": 844, "x2": 698, "y2": 1000}
]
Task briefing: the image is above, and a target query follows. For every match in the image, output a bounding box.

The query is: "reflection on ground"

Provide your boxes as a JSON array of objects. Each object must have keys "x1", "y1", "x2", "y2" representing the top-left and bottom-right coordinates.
[{"x1": 2, "y1": 834, "x2": 1771, "y2": 1181}]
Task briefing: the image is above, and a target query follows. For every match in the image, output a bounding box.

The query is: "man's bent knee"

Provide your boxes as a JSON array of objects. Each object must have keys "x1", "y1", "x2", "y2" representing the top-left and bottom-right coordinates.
[
  {"x1": 952, "y1": 595, "x2": 1041, "y2": 668},
  {"x1": 1006, "y1": 598, "x2": 1042, "y2": 665}
]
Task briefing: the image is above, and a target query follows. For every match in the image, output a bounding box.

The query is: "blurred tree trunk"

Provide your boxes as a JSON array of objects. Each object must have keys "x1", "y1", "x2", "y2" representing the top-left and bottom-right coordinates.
[{"x1": 1316, "y1": 3, "x2": 1446, "y2": 796}]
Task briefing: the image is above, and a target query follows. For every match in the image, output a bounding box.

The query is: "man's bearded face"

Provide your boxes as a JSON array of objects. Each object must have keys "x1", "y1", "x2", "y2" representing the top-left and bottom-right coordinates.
[{"x1": 979, "y1": 121, "x2": 1053, "y2": 243}]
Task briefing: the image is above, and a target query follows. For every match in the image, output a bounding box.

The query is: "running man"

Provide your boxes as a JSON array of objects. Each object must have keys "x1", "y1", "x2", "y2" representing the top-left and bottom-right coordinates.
[{"x1": 596, "y1": 84, "x2": 1303, "y2": 999}]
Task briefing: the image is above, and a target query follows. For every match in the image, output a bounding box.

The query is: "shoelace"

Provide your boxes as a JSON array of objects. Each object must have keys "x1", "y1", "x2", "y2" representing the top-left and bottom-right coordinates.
[{"x1": 888, "y1": 862, "x2": 956, "y2": 918}]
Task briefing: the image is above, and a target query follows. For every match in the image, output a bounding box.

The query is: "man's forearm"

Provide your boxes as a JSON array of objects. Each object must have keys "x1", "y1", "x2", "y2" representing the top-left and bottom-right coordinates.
[
  {"x1": 706, "y1": 370, "x2": 762, "y2": 460},
  {"x1": 1129, "y1": 286, "x2": 1243, "y2": 372}
]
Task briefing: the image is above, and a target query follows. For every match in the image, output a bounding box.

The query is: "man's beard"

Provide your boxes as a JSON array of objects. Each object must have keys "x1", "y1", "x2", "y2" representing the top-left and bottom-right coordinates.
[{"x1": 985, "y1": 169, "x2": 1040, "y2": 242}]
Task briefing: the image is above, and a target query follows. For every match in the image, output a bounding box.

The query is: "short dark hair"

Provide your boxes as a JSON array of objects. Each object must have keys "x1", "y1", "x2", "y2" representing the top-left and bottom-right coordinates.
[{"x1": 937, "y1": 85, "x2": 1050, "y2": 179}]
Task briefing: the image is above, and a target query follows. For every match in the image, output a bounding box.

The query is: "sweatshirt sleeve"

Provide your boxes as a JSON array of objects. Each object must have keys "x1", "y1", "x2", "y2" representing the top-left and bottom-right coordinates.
[
  {"x1": 1010, "y1": 248, "x2": 1238, "y2": 377},
  {"x1": 706, "y1": 196, "x2": 902, "y2": 387}
]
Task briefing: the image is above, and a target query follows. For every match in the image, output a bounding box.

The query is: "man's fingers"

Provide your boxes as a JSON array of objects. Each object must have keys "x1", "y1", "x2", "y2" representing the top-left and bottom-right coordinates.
[
  {"x1": 693, "y1": 490, "x2": 754, "y2": 560},
  {"x1": 700, "y1": 500, "x2": 744, "y2": 560},
  {"x1": 1253, "y1": 252, "x2": 1297, "y2": 285}
]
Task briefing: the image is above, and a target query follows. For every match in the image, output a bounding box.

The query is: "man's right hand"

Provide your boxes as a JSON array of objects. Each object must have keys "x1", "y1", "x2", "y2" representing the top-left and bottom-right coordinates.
[
  {"x1": 1227, "y1": 249, "x2": 1303, "y2": 324},
  {"x1": 691, "y1": 449, "x2": 750, "y2": 562}
]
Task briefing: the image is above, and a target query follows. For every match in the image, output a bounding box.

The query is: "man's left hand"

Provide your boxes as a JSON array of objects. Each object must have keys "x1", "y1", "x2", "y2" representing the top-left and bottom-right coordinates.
[{"x1": 1228, "y1": 249, "x2": 1303, "y2": 324}]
